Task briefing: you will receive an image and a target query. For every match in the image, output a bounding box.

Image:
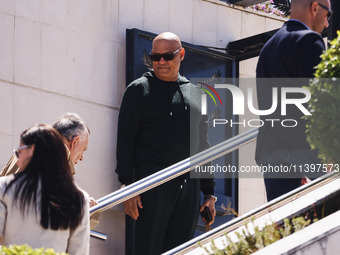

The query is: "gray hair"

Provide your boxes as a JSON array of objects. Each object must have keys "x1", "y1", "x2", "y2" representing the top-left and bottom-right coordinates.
[{"x1": 52, "y1": 113, "x2": 90, "y2": 141}]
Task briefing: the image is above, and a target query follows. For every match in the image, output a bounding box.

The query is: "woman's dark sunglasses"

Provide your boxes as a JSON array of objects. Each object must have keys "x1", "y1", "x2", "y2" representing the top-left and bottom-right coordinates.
[{"x1": 149, "y1": 48, "x2": 181, "y2": 61}]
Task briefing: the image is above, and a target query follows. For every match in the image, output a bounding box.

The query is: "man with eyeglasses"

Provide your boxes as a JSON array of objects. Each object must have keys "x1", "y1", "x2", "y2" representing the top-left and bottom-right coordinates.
[
  {"x1": 1, "y1": 113, "x2": 100, "y2": 229},
  {"x1": 115, "y1": 32, "x2": 216, "y2": 255},
  {"x1": 2, "y1": 113, "x2": 90, "y2": 176},
  {"x1": 255, "y1": 0, "x2": 332, "y2": 201}
]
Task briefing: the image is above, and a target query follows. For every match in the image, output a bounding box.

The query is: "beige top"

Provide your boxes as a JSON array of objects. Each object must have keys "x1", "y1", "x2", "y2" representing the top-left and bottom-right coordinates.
[{"x1": 0, "y1": 175, "x2": 90, "y2": 255}]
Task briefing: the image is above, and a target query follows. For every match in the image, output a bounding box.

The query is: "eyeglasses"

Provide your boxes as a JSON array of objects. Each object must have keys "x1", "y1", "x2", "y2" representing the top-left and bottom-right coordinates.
[
  {"x1": 149, "y1": 48, "x2": 182, "y2": 61},
  {"x1": 13, "y1": 145, "x2": 32, "y2": 158},
  {"x1": 317, "y1": 2, "x2": 333, "y2": 20}
]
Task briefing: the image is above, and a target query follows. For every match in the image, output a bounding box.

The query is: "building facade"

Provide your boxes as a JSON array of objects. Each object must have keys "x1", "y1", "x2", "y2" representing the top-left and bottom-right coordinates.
[{"x1": 0, "y1": 0, "x2": 286, "y2": 254}]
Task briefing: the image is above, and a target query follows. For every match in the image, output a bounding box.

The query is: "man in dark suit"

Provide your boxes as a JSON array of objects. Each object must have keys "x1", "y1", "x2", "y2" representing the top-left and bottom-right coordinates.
[{"x1": 256, "y1": 0, "x2": 333, "y2": 201}]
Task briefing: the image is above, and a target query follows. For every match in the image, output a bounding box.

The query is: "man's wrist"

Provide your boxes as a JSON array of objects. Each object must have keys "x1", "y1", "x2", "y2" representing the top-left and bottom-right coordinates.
[{"x1": 204, "y1": 194, "x2": 217, "y2": 202}]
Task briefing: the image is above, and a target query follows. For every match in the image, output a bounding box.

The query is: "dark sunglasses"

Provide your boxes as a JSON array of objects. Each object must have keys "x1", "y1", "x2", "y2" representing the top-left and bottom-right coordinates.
[
  {"x1": 149, "y1": 48, "x2": 182, "y2": 61},
  {"x1": 13, "y1": 145, "x2": 32, "y2": 158},
  {"x1": 317, "y1": 2, "x2": 333, "y2": 20}
]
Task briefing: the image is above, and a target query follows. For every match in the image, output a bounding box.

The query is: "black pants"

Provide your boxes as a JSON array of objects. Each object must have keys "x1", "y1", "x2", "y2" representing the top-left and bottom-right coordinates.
[
  {"x1": 125, "y1": 175, "x2": 200, "y2": 255},
  {"x1": 264, "y1": 176, "x2": 301, "y2": 201}
]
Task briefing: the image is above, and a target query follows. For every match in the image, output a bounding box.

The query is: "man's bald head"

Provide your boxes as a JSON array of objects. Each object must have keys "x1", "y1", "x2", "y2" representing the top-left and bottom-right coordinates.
[
  {"x1": 291, "y1": 0, "x2": 313, "y2": 8},
  {"x1": 291, "y1": 0, "x2": 331, "y2": 33},
  {"x1": 291, "y1": 0, "x2": 329, "y2": 11},
  {"x1": 152, "y1": 32, "x2": 182, "y2": 49},
  {"x1": 151, "y1": 32, "x2": 185, "y2": 82}
]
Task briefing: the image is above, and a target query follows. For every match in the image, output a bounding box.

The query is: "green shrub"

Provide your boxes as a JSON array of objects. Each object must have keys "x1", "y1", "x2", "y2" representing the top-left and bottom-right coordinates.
[
  {"x1": 201, "y1": 216, "x2": 313, "y2": 255},
  {"x1": 305, "y1": 31, "x2": 340, "y2": 163},
  {"x1": 0, "y1": 244, "x2": 68, "y2": 255}
]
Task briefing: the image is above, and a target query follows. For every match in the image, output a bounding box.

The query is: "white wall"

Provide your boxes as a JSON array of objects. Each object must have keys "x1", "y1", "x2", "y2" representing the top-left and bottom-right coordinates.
[
  {"x1": 0, "y1": 0, "x2": 284, "y2": 254},
  {"x1": 238, "y1": 15, "x2": 284, "y2": 215}
]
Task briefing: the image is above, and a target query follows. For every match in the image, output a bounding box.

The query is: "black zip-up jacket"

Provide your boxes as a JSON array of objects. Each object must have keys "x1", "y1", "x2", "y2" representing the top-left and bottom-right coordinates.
[{"x1": 115, "y1": 71, "x2": 214, "y2": 195}]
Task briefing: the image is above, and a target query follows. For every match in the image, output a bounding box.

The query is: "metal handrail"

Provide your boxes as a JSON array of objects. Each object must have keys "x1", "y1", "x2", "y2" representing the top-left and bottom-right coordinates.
[
  {"x1": 90, "y1": 128, "x2": 258, "y2": 215},
  {"x1": 163, "y1": 169, "x2": 340, "y2": 255},
  {"x1": 90, "y1": 230, "x2": 107, "y2": 240}
]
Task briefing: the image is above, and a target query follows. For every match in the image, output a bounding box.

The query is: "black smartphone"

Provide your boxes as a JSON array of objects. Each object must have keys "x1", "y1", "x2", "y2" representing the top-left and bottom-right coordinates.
[{"x1": 200, "y1": 206, "x2": 212, "y2": 222}]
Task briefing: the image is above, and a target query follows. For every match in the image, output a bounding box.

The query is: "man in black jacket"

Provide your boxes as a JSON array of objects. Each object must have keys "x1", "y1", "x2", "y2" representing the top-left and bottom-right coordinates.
[
  {"x1": 256, "y1": 0, "x2": 332, "y2": 201},
  {"x1": 115, "y1": 32, "x2": 216, "y2": 255}
]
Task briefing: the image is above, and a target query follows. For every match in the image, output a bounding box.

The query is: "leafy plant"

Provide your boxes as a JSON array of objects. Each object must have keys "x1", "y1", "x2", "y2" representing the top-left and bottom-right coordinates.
[
  {"x1": 305, "y1": 31, "x2": 340, "y2": 163},
  {"x1": 0, "y1": 244, "x2": 68, "y2": 255},
  {"x1": 248, "y1": 0, "x2": 288, "y2": 18},
  {"x1": 272, "y1": 0, "x2": 291, "y2": 16},
  {"x1": 201, "y1": 216, "x2": 313, "y2": 254}
]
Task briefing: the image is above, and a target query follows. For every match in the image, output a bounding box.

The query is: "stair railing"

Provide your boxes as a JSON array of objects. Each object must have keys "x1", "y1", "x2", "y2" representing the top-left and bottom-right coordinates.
[{"x1": 90, "y1": 128, "x2": 258, "y2": 217}]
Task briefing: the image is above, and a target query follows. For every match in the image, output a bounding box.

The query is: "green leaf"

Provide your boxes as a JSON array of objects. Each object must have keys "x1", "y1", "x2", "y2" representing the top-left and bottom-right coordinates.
[
  {"x1": 306, "y1": 31, "x2": 340, "y2": 163},
  {"x1": 0, "y1": 245, "x2": 68, "y2": 255}
]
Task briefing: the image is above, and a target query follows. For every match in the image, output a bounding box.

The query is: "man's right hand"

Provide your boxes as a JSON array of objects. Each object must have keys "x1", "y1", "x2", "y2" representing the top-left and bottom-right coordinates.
[{"x1": 123, "y1": 195, "x2": 143, "y2": 220}]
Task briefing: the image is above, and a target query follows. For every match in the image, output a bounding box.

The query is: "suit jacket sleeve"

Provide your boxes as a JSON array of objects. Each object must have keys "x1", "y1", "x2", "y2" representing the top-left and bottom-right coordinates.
[{"x1": 296, "y1": 32, "x2": 325, "y2": 77}]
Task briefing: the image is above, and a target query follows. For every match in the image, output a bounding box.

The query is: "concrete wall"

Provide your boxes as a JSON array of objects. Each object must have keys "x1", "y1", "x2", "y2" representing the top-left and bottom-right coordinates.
[{"x1": 0, "y1": 0, "x2": 284, "y2": 254}]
